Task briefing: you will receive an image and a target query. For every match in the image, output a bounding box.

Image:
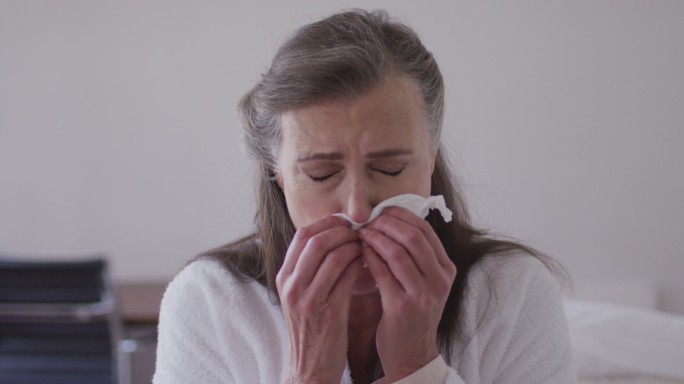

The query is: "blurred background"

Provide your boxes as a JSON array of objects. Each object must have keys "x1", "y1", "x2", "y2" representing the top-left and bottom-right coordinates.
[{"x1": 1, "y1": 0, "x2": 682, "y2": 316}]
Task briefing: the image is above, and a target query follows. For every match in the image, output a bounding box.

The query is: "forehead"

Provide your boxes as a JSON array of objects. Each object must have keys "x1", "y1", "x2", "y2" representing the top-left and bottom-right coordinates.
[{"x1": 278, "y1": 75, "x2": 429, "y2": 153}]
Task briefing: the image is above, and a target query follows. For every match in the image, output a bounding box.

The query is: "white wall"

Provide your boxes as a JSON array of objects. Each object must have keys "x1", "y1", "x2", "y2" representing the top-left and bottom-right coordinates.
[{"x1": 1, "y1": 1, "x2": 682, "y2": 314}]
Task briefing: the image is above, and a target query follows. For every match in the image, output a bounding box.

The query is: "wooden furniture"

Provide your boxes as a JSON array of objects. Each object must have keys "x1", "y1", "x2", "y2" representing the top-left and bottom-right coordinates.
[{"x1": 117, "y1": 282, "x2": 167, "y2": 325}]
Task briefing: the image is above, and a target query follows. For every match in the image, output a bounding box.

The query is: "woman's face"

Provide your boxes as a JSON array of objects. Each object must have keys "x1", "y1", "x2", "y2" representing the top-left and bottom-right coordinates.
[{"x1": 276, "y1": 75, "x2": 436, "y2": 228}]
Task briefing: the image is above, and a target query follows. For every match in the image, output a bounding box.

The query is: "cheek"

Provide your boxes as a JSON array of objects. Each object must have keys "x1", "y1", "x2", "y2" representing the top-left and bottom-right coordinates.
[
  {"x1": 420, "y1": 168, "x2": 433, "y2": 195},
  {"x1": 400, "y1": 177, "x2": 432, "y2": 198},
  {"x1": 283, "y1": 184, "x2": 337, "y2": 228},
  {"x1": 418, "y1": 157, "x2": 435, "y2": 195},
  {"x1": 393, "y1": 163, "x2": 434, "y2": 197}
]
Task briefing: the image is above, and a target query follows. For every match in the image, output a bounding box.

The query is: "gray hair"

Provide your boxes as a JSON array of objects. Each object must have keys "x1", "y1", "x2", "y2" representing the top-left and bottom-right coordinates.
[{"x1": 239, "y1": 9, "x2": 445, "y2": 174}]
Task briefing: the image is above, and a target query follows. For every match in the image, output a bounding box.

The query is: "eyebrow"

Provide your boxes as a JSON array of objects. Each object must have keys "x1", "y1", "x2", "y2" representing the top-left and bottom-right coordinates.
[
  {"x1": 296, "y1": 148, "x2": 412, "y2": 162},
  {"x1": 366, "y1": 148, "x2": 413, "y2": 159},
  {"x1": 296, "y1": 152, "x2": 344, "y2": 162}
]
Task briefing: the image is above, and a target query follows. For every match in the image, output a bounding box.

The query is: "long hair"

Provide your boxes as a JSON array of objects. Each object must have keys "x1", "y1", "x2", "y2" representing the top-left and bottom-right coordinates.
[{"x1": 202, "y1": 9, "x2": 567, "y2": 367}]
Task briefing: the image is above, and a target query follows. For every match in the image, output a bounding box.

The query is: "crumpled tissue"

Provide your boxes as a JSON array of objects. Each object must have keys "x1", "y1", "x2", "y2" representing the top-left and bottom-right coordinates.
[{"x1": 334, "y1": 193, "x2": 453, "y2": 230}]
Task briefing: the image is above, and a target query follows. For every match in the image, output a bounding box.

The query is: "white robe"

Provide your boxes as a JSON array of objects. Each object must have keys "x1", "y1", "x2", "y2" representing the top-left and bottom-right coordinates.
[{"x1": 153, "y1": 253, "x2": 576, "y2": 383}]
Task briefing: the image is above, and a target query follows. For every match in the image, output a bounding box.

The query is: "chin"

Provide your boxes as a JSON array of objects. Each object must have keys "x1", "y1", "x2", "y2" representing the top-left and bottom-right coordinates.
[{"x1": 351, "y1": 267, "x2": 379, "y2": 295}]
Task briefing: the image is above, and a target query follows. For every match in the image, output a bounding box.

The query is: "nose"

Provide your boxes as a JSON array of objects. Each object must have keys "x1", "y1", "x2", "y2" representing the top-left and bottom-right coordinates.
[{"x1": 343, "y1": 176, "x2": 375, "y2": 224}]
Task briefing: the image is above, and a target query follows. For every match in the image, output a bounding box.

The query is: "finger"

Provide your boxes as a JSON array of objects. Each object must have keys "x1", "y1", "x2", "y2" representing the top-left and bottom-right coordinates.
[
  {"x1": 293, "y1": 226, "x2": 359, "y2": 286},
  {"x1": 359, "y1": 228, "x2": 423, "y2": 294},
  {"x1": 362, "y1": 243, "x2": 402, "y2": 300},
  {"x1": 308, "y1": 241, "x2": 361, "y2": 297},
  {"x1": 280, "y1": 215, "x2": 351, "y2": 277},
  {"x1": 379, "y1": 206, "x2": 453, "y2": 270},
  {"x1": 328, "y1": 257, "x2": 365, "y2": 306},
  {"x1": 365, "y1": 214, "x2": 442, "y2": 279}
]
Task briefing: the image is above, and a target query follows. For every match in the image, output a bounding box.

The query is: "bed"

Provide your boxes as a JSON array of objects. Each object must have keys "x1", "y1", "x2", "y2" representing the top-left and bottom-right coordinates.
[{"x1": 565, "y1": 280, "x2": 684, "y2": 384}]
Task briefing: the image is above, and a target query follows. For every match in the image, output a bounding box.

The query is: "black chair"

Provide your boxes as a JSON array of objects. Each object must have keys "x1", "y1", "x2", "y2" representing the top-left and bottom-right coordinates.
[{"x1": 0, "y1": 257, "x2": 124, "y2": 384}]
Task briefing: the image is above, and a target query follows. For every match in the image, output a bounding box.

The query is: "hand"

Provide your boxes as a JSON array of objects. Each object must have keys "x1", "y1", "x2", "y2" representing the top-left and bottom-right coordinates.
[
  {"x1": 359, "y1": 207, "x2": 457, "y2": 382},
  {"x1": 276, "y1": 216, "x2": 365, "y2": 384}
]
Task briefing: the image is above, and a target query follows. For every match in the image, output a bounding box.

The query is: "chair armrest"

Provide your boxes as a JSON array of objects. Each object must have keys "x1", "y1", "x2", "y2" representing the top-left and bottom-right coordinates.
[{"x1": 0, "y1": 299, "x2": 116, "y2": 322}]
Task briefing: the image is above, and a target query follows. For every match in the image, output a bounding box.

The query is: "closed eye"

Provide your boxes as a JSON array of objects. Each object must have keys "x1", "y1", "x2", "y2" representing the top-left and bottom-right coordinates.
[
  {"x1": 308, "y1": 172, "x2": 338, "y2": 182},
  {"x1": 375, "y1": 168, "x2": 404, "y2": 177}
]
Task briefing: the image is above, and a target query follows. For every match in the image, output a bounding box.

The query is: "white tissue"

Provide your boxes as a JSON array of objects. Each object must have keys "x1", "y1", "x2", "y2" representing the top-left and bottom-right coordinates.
[{"x1": 333, "y1": 194, "x2": 453, "y2": 230}]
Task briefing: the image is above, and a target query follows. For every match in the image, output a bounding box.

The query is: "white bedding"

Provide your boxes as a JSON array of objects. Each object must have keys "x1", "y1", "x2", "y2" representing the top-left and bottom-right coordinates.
[
  {"x1": 565, "y1": 300, "x2": 684, "y2": 383},
  {"x1": 580, "y1": 377, "x2": 684, "y2": 384}
]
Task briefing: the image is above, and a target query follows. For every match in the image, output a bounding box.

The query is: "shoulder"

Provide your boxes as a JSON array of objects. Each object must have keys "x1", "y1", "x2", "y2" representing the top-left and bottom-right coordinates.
[
  {"x1": 466, "y1": 252, "x2": 562, "y2": 308},
  {"x1": 155, "y1": 256, "x2": 287, "y2": 383},
  {"x1": 455, "y1": 252, "x2": 575, "y2": 382},
  {"x1": 160, "y1": 256, "x2": 272, "y2": 319},
  {"x1": 159, "y1": 259, "x2": 243, "y2": 327},
  {"x1": 458, "y1": 251, "x2": 568, "y2": 342},
  {"x1": 157, "y1": 257, "x2": 283, "y2": 353},
  {"x1": 162, "y1": 235, "x2": 264, "y2": 300},
  {"x1": 158, "y1": 248, "x2": 277, "y2": 340},
  {"x1": 162, "y1": 258, "x2": 242, "y2": 302}
]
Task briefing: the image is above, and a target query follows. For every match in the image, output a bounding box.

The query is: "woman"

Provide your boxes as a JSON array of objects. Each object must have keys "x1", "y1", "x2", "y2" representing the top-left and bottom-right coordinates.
[{"x1": 154, "y1": 9, "x2": 576, "y2": 384}]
